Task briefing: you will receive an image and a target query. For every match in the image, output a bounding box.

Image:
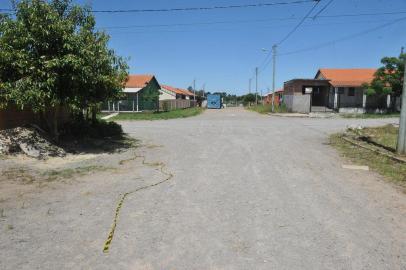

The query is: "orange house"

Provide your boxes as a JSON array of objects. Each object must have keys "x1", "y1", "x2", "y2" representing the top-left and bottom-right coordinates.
[{"x1": 263, "y1": 88, "x2": 284, "y2": 105}]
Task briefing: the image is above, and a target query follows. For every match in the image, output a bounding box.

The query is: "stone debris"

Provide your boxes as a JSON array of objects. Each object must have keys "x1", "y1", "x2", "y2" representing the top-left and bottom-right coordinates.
[
  {"x1": 346, "y1": 124, "x2": 363, "y2": 131},
  {"x1": 0, "y1": 127, "x2": 66, "y2": 159}
]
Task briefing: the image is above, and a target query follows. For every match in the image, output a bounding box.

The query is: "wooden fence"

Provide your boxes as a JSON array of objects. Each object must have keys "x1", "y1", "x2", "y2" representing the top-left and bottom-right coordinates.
[
  {"x1": 159, "y1": 99, "x2": 197, "y2": 111},
  {"x1": 0, "y1": 105, "x2": 70, "y2": 130}
]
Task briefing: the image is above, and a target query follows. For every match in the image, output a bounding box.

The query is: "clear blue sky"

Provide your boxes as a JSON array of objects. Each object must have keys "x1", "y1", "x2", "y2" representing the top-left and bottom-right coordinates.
[{"x1": 2, "y1": 0, "x2": 406, "y2": 95}]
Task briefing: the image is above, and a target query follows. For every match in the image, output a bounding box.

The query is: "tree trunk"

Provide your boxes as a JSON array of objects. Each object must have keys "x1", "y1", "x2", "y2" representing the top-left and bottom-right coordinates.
[
  {"x1": 91, "y1": 106, "x2": 97, "y2": 124},
  {"x1": 52, "y1": 107, "x2": 59, "y2": 142},
  {"x1": 42, "y1": 106, "x2": 59, "y2": 142}
]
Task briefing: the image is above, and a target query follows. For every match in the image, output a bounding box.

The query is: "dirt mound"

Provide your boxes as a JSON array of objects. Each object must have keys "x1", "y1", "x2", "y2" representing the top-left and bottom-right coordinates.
[{"x1": 0, "y1": 127, "x2": 66, "y2": 159}]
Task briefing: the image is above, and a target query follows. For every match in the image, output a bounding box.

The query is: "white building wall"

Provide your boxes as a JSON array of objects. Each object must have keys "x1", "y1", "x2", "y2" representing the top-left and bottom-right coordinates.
[{"x1": 159, "y1": 89, "x2": 176, "y2": 101}]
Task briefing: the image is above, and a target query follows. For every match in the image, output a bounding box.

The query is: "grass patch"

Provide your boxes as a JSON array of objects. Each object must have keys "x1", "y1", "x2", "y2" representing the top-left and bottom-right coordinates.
[
  {"x1": 340, "y1": 112, "x2": 400, "y2": 119},
  {"x1": 247, "y1": 104, "x2": 288, "y2": 114},
  {"x1": 3, "y1": 165, "x2": 113, "y2": 184},
  {"x1": 330, "y1": 128, "x2": 406, "y2": 188},
  {"x1": 110, "y1": 107, "x2": 205, "y2": 121},
  {"x1": 43, "y1": 165, "x2": 112, "y2": 182},
  {"x1": 2, "y1": 167, "x2": 36, "y2": 184},
  {"x1": 360, "y1": 125, "x2": 398, "y2": 150}
]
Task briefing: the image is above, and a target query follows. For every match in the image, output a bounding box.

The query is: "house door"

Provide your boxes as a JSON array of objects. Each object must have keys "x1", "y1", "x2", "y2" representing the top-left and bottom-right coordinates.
[{"x1": 311, "y1": 87, "x2": 325, "y2": 106}]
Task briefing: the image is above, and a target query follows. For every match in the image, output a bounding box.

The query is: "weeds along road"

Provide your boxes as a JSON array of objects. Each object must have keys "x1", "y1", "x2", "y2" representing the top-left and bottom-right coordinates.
[{"x1": 1, "y1": 107, "x2": 405, "y2": 269}]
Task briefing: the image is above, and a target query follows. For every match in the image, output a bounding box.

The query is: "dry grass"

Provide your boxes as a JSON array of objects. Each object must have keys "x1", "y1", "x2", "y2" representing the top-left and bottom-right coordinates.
[
  {"x1": 340, "y1": 113, "x2": 400, "y2": 119},
  {"x1": 247, "y1": 104, "x2": 288, "y2": 114},
  {"x1": 110, "y1": 107, "x2": 205, "y2": 121},
  {"x1": 360, "y1": 125, "x2": 398, "y2": 150},
  {"x1": 330, "y1": 127, "x2": 406, "y2": 189},
  {"x1": 42, "y1": 165, "x2": 113, "y2": 182},
  {"x1": 2, "y1": 165, "x2": 112, "y2": 184}
]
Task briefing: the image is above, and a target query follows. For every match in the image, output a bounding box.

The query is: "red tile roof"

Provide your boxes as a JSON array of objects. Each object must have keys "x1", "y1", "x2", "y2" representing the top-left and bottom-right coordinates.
[
  {"x1": 125, "y1": 75, "x2": 154, "y2": 88},
  {"x1": 275, "y1": 88, "x2": 284, "y2": 93},
  {"x1": 161, "y1": 85, "x2": 193, "y2": 96},
  {"x1": 179, "y1": 89, "x2": 194, "y2": 96},
  {"x1": 161, "y1": 85, "x2": 184, "y2": 95},
  {"x1": 316, "y1": 68, "x2": 377, "y2": 87}
]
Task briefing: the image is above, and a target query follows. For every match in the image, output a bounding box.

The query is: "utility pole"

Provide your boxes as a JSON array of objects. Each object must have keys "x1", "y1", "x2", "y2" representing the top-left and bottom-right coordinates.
[
  {"x1": 255, "y1": 67, "x2": 258, "y2": 105},
  {"x1": 202, "y1": 83, "x2": 206, "y2": 98},
  {"x1": 249, "y1": 78, "x2": 252, "y2": 94},
  {"x1": 397, "y1": 47, "x2": 406, "y2": 154},
  {"x1": 193, "y1": 79, "x2": 196, "y2": 101},
  {"x1": 271, "y1": 44, "x2": 277, "y2": 112}
]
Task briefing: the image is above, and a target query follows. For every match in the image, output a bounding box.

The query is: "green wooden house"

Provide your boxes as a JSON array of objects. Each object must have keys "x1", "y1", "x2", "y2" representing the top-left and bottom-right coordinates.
[{"x1": 104, "y1": 74, "x2": 161, "y2": 112}]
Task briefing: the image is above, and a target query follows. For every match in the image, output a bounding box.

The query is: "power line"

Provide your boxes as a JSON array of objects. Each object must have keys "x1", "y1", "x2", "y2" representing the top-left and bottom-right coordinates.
[
  {"x1": 0, "y1": 0, "x2": 315, "y2": 14},
  {"x1": 255, "y1": 14, "x2": 406, "y2": 84},
  {"x1": 91, "y1": 0, "x2": 315, "y2": 13},
  {"x1": 278, "y1": 16, "x2": 406, "y2": 57},
  {"x1": 257, "y1": 0, "x2": 320, "y2": 73},
  {"x1": 99, "y1": 10, "x2": 406, "y2": 29},
  {"x1": 259, "y1": 14, "x2": 406, "y2": 74},
  {"x1": 277, "y1": 0, "x2": 321, "y2": 46},
  {"x1": 311, "y1": 0, "x2": 334, "y2": 20},
  {"x1": 106, "y1": 19, "x2": 396, "y2": 35}
]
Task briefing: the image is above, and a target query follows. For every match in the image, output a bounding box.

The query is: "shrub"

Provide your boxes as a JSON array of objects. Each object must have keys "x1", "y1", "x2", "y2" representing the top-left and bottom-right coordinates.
[{"x1": 61, "y1": 118, "x2": 123, "y2": 139}]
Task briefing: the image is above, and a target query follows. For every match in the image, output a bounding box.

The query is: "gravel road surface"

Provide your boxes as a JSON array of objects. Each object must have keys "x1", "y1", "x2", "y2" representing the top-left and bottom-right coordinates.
[{"x1": 1, "y1": 107, "x2": 405, "y2": 270}]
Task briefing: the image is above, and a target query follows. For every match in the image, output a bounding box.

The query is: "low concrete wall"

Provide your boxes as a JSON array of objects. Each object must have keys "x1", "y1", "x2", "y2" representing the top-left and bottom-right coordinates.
[
  {"x1": 284, "y1": 94, "x2": 310, "y2": 113},
  {"x1": 339, "y1": 107, "x2": 365, "y2": 114}
]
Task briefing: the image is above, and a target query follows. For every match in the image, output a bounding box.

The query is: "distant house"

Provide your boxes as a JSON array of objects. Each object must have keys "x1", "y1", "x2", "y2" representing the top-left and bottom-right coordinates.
[
  {"x1": 160, "y1": 85, "x2": 194, "y2": 100},
  {"x1": 263, "y1": 88, "x2": 284, "y2": 105},
  {"x1": 158, "y1": 85, "x2": 197, "y2": 111},
  {"x1": 283, "y1": 68, "x2": 389, "y2": 113},
  {"x1": 104, "y1": 74, "x2": 161, "y2": 112}
]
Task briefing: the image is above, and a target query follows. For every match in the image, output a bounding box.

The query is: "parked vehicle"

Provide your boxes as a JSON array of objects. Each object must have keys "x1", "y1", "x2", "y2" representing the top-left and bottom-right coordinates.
[{"x1": 207, "y1": 94, "x2": 222, "y2": 109}]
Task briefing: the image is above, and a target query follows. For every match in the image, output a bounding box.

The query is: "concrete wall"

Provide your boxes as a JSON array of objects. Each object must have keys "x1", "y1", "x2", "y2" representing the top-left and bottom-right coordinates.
[
  {"x1": 338, "y1": 107, "x2": 365, "y2": 113},
  {"x1": 284, "y1": 94, "x2": 311, "y2": 113}
]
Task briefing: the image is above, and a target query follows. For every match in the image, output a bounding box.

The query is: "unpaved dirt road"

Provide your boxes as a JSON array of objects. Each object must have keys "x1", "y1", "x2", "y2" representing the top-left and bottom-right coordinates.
[{"x1": 1, "y1": 108, "x2": 405, "y2": 269}]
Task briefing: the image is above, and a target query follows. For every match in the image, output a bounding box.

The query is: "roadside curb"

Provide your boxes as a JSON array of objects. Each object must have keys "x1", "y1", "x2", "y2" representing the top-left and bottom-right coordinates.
[
  {"x1": 267, "y1": 113, "x2": 309, "y2": 118},
  {"x1": 101, "y1": 113, "x2": 119, "y2": 120}
]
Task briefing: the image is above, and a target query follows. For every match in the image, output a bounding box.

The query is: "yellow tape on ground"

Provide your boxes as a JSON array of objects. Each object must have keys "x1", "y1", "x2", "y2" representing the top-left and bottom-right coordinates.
[{"x1": 103, "y1": 155, "x2": 173, "y2": 253}]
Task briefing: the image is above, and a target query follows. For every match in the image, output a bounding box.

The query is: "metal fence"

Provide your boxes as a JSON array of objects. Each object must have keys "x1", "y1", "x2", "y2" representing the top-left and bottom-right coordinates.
[
  {"x1": 102, "y1": 99, "x2": 196, "y2": 112},
  {"x1": 101, "y1": 100, "x2": 157, "y2": 112}
]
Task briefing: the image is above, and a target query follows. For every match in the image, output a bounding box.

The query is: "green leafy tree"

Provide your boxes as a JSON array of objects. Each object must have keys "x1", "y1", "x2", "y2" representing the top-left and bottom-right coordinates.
[
  {"x1": 0, "y1": 0, "x2": 128, "y2": 139},
  {"x1": 364, "y1": 54, "x2": 405, "y2": 101},
  {"x1": 243, "y1": 93, "x2": 255, "y2": 106}
]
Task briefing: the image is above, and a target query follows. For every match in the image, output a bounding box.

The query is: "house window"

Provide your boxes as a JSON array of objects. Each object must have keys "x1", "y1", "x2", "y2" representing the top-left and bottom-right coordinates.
[
  {"x1": 348, "y1": 87, "x2": 355, "y2": 96},
  {"x1": 338, "y1": 87, "x2": 345, "y2": 94}
]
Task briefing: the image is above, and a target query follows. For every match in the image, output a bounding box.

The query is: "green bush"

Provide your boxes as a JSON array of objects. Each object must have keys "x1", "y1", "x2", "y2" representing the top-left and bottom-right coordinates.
[{"x1": 61, "y1": 118, "x2": 123, "y2": 139}]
